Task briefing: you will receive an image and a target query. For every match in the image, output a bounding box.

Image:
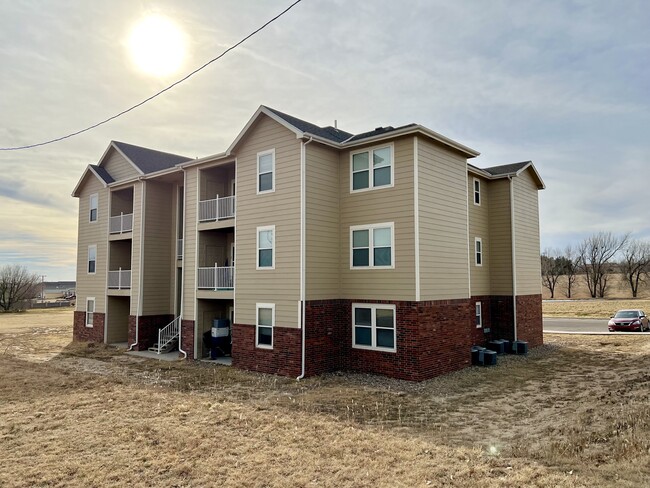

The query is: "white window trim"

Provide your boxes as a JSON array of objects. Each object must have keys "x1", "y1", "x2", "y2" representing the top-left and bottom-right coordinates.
[
  {"x1": 257, "y1": 148, "x2": 275, "y2": 194},
  {"x1": 350, "y1": 222, "x2": 395, "y2": 269},
  {"x1": 352, "y1": 303, "x2": 397, "y2": 352},
  {"x1": 476, "y1": 302, "x2": 482, "y2": 328},
  {"x1": 256, "y1": 303, "x2": 275, "y2": 349},
  {"x1": 473, "y1": 178, "x2": 481, "y2": 206},
  {"x1": 88, "y1": 245, "x2": 97, "y2": 275},
  {"x1": 86, "y1": 297, "x2": 95, "y2": 328},
  {"x1": 256, "y1": 225, "x2": 275, "y2": 270},
  {"x1": 89, "y1": 193, "x2": 98, "y2": 222},
  {"x1": 475, "y1": 237, "x2": 483, "y2": 267},
  {"x1": 349, "y1": 143, "x2": 395, "y2": 193}
]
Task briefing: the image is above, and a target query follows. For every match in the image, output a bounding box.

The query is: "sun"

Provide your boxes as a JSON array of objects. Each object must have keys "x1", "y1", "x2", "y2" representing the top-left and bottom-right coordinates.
[{"x1": 128, "y1": 15, "x2": 186, "y2": 77}]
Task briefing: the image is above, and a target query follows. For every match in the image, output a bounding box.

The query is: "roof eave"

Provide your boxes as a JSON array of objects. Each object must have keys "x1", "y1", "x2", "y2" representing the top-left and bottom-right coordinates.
[
  {"x1": 177, "y1": 151, "x2": 231, "y2": 169},
  {"x1": 71, "y1": 165, "x2": 109, "y2": 197}
]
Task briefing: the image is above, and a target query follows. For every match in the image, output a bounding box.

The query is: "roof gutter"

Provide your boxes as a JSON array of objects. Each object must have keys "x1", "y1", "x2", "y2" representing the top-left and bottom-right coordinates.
[{"x1": 296, "y1": 136, "x2": 313, "y2": 381}]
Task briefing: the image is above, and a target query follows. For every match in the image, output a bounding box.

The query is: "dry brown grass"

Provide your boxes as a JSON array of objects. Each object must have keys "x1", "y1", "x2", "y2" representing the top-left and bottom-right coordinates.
[
  {"x1": 1, "y1": 310, "x2": 649, "y2": 486},
  {"x1": 543, "y1": 299, "x2": 650, "y2": 319},
  {"x1": 542, "y1": 273, "x2": 650, "y2": 301}
]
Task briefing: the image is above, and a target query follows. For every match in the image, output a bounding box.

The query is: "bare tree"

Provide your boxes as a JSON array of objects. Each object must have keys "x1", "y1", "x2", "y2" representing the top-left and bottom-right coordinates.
[
  {"x1": 0, "y1": 265, "x2": 40, "y2": 312},
  {"x1": 541, "y1": 249, "x2": 564, "y2": 299},
  {"x1": 618, "y1": 239, "x2": 650, "y2": 298},
  {"x1": 563, "y1": 245, "x2": 578, "y2": 298},
  {"x1": 577, "y1": 232, "x2": 629, "y2": 298}
]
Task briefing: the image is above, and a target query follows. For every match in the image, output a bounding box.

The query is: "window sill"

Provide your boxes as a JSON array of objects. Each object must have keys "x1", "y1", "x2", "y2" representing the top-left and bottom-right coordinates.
[
  {"x1": 352, "y1": 345, "x2": 396, "y2": 353},
  {"x1": 256, "y1": 344, "x2": 273, "y2": 350}
]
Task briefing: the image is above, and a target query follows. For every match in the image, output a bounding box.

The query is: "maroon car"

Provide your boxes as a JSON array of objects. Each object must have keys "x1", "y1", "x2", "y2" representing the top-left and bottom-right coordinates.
[{"x1": 608, "y1": 309, "x2": 649, "y2": 332}]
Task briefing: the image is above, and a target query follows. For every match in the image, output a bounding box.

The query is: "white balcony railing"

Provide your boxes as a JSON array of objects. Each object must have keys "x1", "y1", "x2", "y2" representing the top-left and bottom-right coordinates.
[
  {"x1": 108, "y1": 268, "x2": 131, "y2": 289},
  {"x1": 197, "y1": 266, "x2": 234, "y2": 290},
  {"x1": 199, "y1": 195, "x2": 236, "y2": 222},
  {"x1": 109, "y1": 213, "x2": 133, "y2": 234},
  {"x1": 177, "y1": 238, "x2": 183, "y2": 259}
]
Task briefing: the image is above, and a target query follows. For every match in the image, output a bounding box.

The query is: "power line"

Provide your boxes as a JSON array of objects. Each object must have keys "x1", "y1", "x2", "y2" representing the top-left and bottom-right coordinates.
[{"x1": 0, "y1": 0, "x2": 304, "y2": 151}]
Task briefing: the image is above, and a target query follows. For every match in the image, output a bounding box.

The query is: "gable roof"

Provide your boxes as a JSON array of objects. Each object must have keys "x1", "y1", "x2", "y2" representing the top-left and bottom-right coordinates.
[
  {"x1": 469, "y1": 161, "x2": 545, "y2": 189},
  {"x1": 111, "y1": 141, "x2": 191, "y2": 174},
  {"x1": 223, "y1": 105, "x2": 480, "y2": 158},
  {"x1": 89, "y1": 164, "x2": 114, "y2": 184},
  {"x1": 483, "y1": 161, "x2": 531, "y2": 176}
]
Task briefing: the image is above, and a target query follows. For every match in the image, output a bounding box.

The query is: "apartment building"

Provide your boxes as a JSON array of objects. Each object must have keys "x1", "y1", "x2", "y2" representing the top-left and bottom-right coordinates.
[{"x1": 72, "y1": 106, "x2": 544, "y2": 381}]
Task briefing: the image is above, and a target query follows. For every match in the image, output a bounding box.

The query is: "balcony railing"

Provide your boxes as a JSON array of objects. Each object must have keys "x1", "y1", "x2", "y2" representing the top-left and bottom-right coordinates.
[
  {"x1": 109, "y1": 213, "x2": 133, "y2": 234},
  {"x1": 108, "y1": 268, "x2": 131, "y2": 289},
  {"x1": 177, "y1": 238, "x2": 183, "y2": 259},
  {"x1": 197, "y1": 266, "x2": 234, "y2": 290},
  {"x1": 199, "y1": 195, "x2": 236, "y2": 222}
]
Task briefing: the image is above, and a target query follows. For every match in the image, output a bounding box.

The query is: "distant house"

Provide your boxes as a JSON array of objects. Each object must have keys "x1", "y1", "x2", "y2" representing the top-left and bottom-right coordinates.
[
  {"x1": 71, "y1": 106, "x2": 544, "y2": 381},
  {"x1": 42, "y1": 281, "x2": 76, "y2": 300}
]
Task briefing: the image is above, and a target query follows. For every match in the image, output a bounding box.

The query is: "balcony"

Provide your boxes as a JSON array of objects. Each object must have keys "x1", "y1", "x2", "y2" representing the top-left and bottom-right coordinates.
[
  {"x1": 109, "y1": 213, "x2": 133, "y2": 234},
  {"x1": 199, "y1": 196, "x2": 235, "y2": 223},
  {"x1": 108, "y1": 268, "x2": 131, "y2": 289},
  {"x1": 197, "y1": 266, "x2": 234, "y2": 290}
]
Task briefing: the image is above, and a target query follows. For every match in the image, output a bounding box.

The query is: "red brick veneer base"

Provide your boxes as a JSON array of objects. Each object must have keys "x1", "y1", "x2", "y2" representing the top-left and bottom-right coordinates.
[
  {"x1": 73, "y1": 311, "x2": 105, "y2": 343},
  {"x1": 232, "y1": 323, "x2": 301, "y2": 377},
  {"x1": 127, "y1": 314, "x2": 175, "y2": 351},
  {"x1": 516, "y1": 294, "x2": 543, "y2": 348},
  {"x1": 180, "y1": 320, "x2": 195, "y2": 359}
]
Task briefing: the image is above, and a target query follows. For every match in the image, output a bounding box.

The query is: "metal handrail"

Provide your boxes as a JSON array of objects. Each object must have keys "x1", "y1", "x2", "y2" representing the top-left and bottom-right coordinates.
[{"x1": 157, "y1": 316, "x2": 180, "y2": 354}]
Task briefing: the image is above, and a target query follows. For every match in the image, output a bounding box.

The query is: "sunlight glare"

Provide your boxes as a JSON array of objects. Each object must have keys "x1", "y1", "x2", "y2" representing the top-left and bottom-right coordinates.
[{"x1": 128, "y1": 15, "x2": 186, "y2": 77}]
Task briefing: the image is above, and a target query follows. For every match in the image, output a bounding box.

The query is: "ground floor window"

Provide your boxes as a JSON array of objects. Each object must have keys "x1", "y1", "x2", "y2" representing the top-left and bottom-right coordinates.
[
  {"x1": 256, "y1": 303, "x2": 274, "y2": 348},
  {"x1": 475, "y1": 302, "x2": 482, "y2": 328},
  {"x1": 86, "y1": 298, "x2": 95, "y2": 327},
  {"x1": 352, "y1": 303, "x2": 396, "y2": 352}
]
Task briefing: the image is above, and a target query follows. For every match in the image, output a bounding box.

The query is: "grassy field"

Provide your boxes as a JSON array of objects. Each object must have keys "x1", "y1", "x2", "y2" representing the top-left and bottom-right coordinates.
[
  {"x1": 1, "y1": 309, "x2": 649, "y2": 487},
  {"x1": 542, "y1": 299, "x2": 650, "y2": 319}
]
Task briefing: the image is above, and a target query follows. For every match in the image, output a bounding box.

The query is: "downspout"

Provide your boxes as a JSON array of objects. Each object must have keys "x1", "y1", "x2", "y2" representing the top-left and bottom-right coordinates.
[
  {"x1": 509, "y1": 176, "x2": 517, "y2": 341},
  {"x1": 297, "y1": 136, "x2": 313, "y2": 380},
  {"x1": 177, "y1": 169, "x2": 188, "y2": 359},
  {"x1": 128, "y1": 179, "x2": 146, "y2": 351}
]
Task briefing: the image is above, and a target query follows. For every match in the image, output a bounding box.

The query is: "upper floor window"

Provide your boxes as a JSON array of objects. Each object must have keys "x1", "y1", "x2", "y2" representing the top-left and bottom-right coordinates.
[
  {"x1": 89, "y1": 194, "x2": 98, "y2": 222},
  {"x1": 351, "y1": 145, "x2": 393, "y2": 192},
  {"x1": 257, "y1": 149, "x2": 275, "y2": 193},
  {"x1": 256, "y1": 303, "x2": 274, "y2": 348},
  {"x1": 475, "y1": 237, "x2": 483, "y2": 266},
  {"x1": 352, "y1": 303, "x2": 396, "y2": 352},
  {"x1": 88, "y1": 245, "x2": 97, "y2": 274},
  {"x1": 351, "y1": 223, "x2": 394, "y2": 269},
  {"x1": 257, "y1": 226, "x2": 275, "y2": 269},
  {"x1": 473, "y1": 178, "x2": 481, "y2": 206},
  {"x1": 86, "y1": 298, "x2": 95, "y2": 327},
  {"x1": 475, "y1": 302, "x2": 482, "y2": 328}
]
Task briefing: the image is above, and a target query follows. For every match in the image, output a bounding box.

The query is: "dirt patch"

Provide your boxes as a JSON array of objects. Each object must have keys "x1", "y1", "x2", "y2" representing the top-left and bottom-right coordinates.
[{"x1": 1, "y1": 312, "x2": 649, "y2": 486}]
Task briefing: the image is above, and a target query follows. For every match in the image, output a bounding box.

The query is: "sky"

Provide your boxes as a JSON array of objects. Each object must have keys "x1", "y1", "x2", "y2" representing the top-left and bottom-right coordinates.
[{"x1": 0, "y1": 0, "x2": 649, "y2": 281}]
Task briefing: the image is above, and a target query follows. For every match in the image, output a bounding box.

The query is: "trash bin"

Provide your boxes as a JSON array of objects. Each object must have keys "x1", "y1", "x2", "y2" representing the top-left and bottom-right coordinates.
[
  {"x1": 471, "y1": 346, "x2": 485, "y2": 365},
  {"x1": 211, "y1": 319, "x2": 231, "y2": 358}
]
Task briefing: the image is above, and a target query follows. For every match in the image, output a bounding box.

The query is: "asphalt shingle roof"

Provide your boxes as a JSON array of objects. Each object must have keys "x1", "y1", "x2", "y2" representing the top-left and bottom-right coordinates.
[
  {"x1": 264, "y1": 106, "x2": 353, "y2": 143},
  {"x1": 344, "y1": 124, "x2": 417, "y2": 143},
  {"x1": 483, "y1": 161, "x2": 530, "y2": 176},
  {"x1": 90, "y1": 164, "x2": 115, "y2": 184},
  {"x1": 112, "y1": 141, "x2": 192, "y2": 174}
]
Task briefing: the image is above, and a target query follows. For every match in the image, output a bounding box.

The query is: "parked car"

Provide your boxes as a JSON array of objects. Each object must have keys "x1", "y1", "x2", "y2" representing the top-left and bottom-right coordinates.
[{"x1": 608, "y1": 310, "x2": 649, "y2": 332}]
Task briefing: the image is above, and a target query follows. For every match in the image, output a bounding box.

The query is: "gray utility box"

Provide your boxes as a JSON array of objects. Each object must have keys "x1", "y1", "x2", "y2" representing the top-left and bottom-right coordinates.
[
  {"x1": 513, "y1": 340, "x2": 528, "y2": 355},
  {"x1": 471, "y1": 346, "x2": 486, "y2": 365},
  {"x1": 487, "y1": 340, "x2": 506, "y2": 355},
  {"x1": 483, "y1": 350, "x2": 497, "y2": 366}
]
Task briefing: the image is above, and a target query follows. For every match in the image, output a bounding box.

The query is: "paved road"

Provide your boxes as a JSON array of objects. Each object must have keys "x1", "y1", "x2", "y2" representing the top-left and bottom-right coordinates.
[{"x1": 543, "y1": 317, "x2": 609, "y2": 333}]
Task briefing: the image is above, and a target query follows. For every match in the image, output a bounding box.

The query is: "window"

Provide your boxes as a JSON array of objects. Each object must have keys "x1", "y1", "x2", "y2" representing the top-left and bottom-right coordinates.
[
  {"x1": 86, "y1": 298, "x2": 95, "y2": 327},
  {"x1": 473, "y1": 178, "x2": 481, "y2": 206},
  {"x1": 89, "y1": 194, "x2": 98, "y2": 222},
  {"x1": 257, "y1": 226, "x2": 275, "y2": 269},
  {"x1": 256, "y1": 303, "x2": 274, "y2": 348},
  {"x1": 351, "y1": 223, "x2": 394, "y2": 268},
  {"x1": 257, "y1": 149, "x2": 275, "y2": 193},
  {"x1": 88, "y1": 245, "x2": 97, "y2": 274},
  {"x1": 352, "y1": 304, "x2": 396, "y2": 352},
  {"x1": 475, "y1": 302, "x2": 482, "y2": 328},
  {"x1": 475, "y1": 238, "x2": 482, "y2": 266},
  {"x1": 351, "y1": 145, "x2": 393, "y2": 192}
]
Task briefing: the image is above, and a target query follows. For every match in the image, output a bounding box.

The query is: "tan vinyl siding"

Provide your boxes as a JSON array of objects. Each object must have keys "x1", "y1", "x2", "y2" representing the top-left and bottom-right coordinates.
[
  {"x1": 182, "y1": 168, "x2": 198, "y2": 321},
  {"x1": 513, "y1": 170, "x2": 542, "y2": 295},
  {"x1": 488, "y1": 179, "x2": 513, "y2": 295},
  {"x1": 106, "y1": 297, "x2": 129, "y2": 343},
  {"x1": 340, "y1": 137, "x2": 415, "y2": 301},
  {"x1": 468, "y1": 174, "x2": 490, "y2": 296},
  {"x1": 234, "y1": 114, "x2": 301, "y2": 328},
  {"x1": 129, "y1": 182, "x2": 144, "y2": 316},
  {"x1": 141, "y1": 181, "x2": 174, "y2": 315},
  {"x1": 418, "y1": 138, "x2": 470, "y2": 300},
  {"x1": 76, "y1": 175, "x2": 108, "y2": 314},
  {"x1": 102, "y1": 148, "x2": 139, "y2": 181},
  {"x1": 305, "y1": 143, "x2": 340, "y2": 300}
]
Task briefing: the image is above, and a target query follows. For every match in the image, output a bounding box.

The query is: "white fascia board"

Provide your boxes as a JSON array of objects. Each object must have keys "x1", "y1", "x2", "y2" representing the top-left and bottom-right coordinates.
[
  {"x1": 71, "y1": 165, "x2": 106, "y2": 197},
  {"x1": 108, "y1": 141, "x2": 145, "y2": 176},
  {"x1": 516, "y1": 162, "x2": 546, "y2": 190},
  {"x1": 225, "y1": 105, "x2": 304, "y2": 155},
  {"x1": 176, "y1": 151, "x2": 229, "y2": 169}
]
